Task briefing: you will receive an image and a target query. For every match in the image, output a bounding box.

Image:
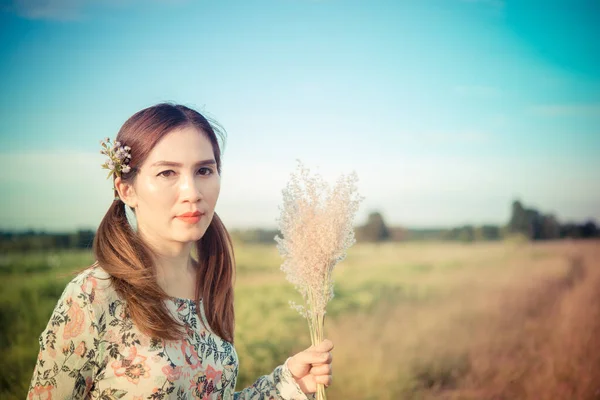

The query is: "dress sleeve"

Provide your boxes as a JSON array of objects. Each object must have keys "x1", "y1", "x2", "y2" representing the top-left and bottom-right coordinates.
[
  {"x1": 233, "y1": 358, "x2": 314, "y2": 400},
  {"x1": 27, "y1": 277, "x2": 100, "y2": 399}
]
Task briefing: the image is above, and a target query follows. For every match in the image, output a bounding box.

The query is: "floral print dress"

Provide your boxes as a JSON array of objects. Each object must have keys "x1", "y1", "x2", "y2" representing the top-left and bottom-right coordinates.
[{"x1": 28, "y1": 266, "x2": 310, "y2": 400}]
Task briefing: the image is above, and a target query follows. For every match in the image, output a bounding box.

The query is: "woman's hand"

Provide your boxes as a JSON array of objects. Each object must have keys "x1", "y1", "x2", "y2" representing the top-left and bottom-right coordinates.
[{"x1": 286, "y1": 339, "x2": 334, "y2": 394}]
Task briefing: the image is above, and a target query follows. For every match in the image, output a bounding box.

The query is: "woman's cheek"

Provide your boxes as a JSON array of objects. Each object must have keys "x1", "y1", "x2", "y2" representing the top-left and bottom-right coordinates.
[
  {"x1": 142, "y1": 176, "x2": 162, "y2": 194},
  {"x1": 138, "y1": 176, "x2": 177, "y2": 205}
]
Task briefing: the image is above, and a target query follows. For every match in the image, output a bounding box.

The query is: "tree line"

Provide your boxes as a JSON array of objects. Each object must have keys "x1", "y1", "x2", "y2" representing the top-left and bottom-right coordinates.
[
  {"x1": 0, "y1": 230, "x2": 95, "y2": 252},
  {"x1": 0, "y1": 199, "x2": 598, "y2": 251},
  {"x1": 356, "y1": 199, "x2": 598, "y2": 242}
]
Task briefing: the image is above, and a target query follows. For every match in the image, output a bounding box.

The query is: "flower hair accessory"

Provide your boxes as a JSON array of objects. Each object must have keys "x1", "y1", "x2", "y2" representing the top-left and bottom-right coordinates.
[
  {"x1": 100, "y1": 137, "x2": 132, "y2": 178},
  {"x1": 100, "y1": 137, "x2": 132, "y2": 200}
]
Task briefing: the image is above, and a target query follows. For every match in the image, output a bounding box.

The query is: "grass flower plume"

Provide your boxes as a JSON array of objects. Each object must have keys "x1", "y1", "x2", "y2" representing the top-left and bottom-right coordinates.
[{"x1": 275, "y1": 161, "x2": 363, "y2": 399}]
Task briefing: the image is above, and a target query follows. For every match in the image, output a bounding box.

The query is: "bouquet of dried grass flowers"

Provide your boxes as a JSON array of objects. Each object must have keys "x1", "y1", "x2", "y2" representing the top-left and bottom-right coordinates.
[{"x1": 275, "y1": 161, "x2": 363, "y2": 400}]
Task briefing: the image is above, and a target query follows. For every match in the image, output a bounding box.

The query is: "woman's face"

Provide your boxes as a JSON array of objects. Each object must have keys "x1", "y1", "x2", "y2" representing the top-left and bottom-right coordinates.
[{"x1": 126, "y1": 125, "x2": 221, "y2": 246}]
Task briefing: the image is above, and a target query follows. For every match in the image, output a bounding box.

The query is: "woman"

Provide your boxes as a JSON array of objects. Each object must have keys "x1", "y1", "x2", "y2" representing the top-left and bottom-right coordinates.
[{"x1": 27, "y1": 103, "x2": 333, "y2": 399}]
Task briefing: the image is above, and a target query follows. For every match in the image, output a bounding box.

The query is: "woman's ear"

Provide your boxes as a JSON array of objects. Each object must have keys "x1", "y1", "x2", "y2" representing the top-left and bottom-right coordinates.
[{"x1": 115, "y1": 176, "x2": 138, "y2": 209}]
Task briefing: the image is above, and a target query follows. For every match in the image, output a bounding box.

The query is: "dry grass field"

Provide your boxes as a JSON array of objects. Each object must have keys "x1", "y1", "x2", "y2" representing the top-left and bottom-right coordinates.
[
  {"x1": 299, "y1": 240, "x2": 600, "y2": 400},
  {"x1": 233, "y1": 239, "x2": 600, "y2": 399},
  {"x1": 2, "y1": 239, "x2": 599, "y2": 399}
]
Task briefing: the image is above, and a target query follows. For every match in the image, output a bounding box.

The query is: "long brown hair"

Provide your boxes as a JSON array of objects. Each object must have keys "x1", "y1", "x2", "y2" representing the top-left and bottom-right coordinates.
[{"x1": 93, "y1": 103, "x2": 235, "y2": 342}]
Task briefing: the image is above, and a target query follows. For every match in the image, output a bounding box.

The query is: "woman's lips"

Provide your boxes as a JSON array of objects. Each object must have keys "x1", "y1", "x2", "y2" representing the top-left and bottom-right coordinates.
[{"x1": 176, "y1": 211, "x2": 203, "y2": 224}]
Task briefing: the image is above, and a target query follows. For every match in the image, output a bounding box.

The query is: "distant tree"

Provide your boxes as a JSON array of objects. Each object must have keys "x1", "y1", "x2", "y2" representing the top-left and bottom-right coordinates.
[
  {"x1": 508, "y1": 200, "x2": 531, "y2": 237},
  {"x1": 541, "y1": 214, "x2": 560, "y2": 239},
  {"x1": 476, "y1": 225, "x2": 501, "y2": 241},
  {"x1": 525, "y1": 208, "x2": 544, "y2": 240},
  {"x1": 458, "y1": 225, "x2": 475, "y2": 243},
  {"x1": 507, "y1": 200, "x2": 557, "y2": 240},
  {"x1": 560, "y1": 223, "x2": 582, "y2": 238},
  {"x1": 69, "y1": 230, "x2": 96, "y2": 249},
  {"x1": 358, "y1": 211, "x2": 390, "y2": 242},
  {"x1": 52, "y1": 234, "x2": 71, "y2": 249},
  {"x1": 507, "y1": 198, "x2": 599, "y2": 241},
  {"x1": 581, "y1": 220, "x2": 598, "y2": 238}
]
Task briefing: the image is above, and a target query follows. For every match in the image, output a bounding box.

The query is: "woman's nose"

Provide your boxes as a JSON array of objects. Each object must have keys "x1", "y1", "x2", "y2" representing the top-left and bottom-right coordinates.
[{"x1": 180, "y1": 174, "x2": 202, "y2": 203}]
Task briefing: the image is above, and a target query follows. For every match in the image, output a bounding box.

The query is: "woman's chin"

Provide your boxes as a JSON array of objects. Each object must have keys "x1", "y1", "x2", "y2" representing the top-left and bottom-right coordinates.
[{"x1": 175, "y1": 227, "x2": 207, "y2": 243}]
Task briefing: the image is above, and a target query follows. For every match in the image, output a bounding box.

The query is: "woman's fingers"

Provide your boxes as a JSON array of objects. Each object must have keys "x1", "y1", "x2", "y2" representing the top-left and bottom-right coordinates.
[
  {"x1": 313, "y1": 339, "x2": 334, "y2": 353},
  {"x1": 296, "y1": 340, "x2": 334, "y2": 366},
  {"x1": 288, "y1": 339, "x2": 334, "y2": 381},
  {"x1": 310, "y1": 363, "x2": 332, "y2": 376},
  {"x1": 301, "y1": 339, "x2": 333, "y2": 365},
  {"x1": 293, "y1": 350, "x2": 324, "y2": 366},
  {"x1": 315, "y1": 374, "x2": 333, "y2": 387}
]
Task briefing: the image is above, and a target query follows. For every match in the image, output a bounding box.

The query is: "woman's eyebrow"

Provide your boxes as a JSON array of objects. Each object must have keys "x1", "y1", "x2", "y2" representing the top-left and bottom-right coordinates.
[{"x1": 150, "y1": 159, "x2": 217, "y2": 168}]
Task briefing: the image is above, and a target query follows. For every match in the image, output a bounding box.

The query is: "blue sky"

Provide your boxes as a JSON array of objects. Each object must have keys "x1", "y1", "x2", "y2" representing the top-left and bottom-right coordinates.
[{"x1": 0, "y1": 0, "x2": 599, "y2": 231}]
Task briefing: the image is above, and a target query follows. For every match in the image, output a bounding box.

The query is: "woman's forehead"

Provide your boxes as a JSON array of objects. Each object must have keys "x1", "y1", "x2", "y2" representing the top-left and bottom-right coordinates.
[{"x1": 145, "y1": 126, "x2": 214, "y2": 165}]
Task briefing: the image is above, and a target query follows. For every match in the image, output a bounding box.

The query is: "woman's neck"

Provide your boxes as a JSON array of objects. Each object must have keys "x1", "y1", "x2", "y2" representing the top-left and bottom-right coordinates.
[
  {"x1": 138, "y1": 229, "x2": 198, "y2": 299},
  {"x1": 154, "y1": 251, "x2": 198, "y2": 300}
]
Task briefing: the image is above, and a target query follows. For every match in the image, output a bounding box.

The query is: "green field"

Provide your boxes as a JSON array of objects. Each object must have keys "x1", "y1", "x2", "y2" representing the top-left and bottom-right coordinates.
[{"x1": 2, "y1": 240, "x2": 600, "y2": 399}]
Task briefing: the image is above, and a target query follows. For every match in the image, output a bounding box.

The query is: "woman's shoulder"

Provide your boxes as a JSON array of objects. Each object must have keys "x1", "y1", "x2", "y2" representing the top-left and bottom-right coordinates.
[
  {"x1": 64, "y1": 263, "x2": 120, "y2": 307},
  {"x1": 69, "y1": 263, "x2": 111, "y2": 287},
  {"x1": 71, "y1": 262, "x2": 110, "y2": 282}
]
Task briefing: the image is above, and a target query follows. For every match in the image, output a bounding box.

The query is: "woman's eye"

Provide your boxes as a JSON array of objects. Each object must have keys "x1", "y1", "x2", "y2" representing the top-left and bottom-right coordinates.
[
  {"x1": 158, "y1": 170, "x2": 175, "y2": 178},
  {"x1": 197, "y1": 167, "x2": 213, "y2": 176}
]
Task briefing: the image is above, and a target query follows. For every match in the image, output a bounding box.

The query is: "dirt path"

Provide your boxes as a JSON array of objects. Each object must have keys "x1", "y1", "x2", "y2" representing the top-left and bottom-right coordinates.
[{"x1": 439, "y1": 241, "x2": 600, "y2": 400}]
